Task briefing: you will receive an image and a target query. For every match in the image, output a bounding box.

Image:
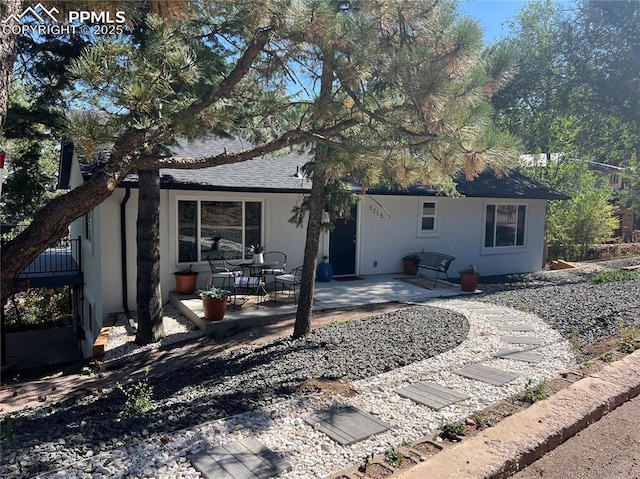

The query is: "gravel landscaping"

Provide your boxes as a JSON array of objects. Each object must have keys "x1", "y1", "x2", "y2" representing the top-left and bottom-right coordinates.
[
  {"x1": 1, "y1": 256, "x2": 638, "y2": 478},
  {"x1": 1, "y1": 305, "x2": 468, "y2": 478},
  {"x1": 470, "y1": 257, "x2": 640, "y2": 343}
]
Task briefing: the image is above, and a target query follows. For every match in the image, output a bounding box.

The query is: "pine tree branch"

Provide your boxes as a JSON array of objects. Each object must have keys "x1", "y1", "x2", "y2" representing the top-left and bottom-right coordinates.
[
  {"x1": 133, "y1": 119, "x2": 360, "y2": 170},
  {"x1": 180, "y1": 25, "x2": 275, "y2": 118}
]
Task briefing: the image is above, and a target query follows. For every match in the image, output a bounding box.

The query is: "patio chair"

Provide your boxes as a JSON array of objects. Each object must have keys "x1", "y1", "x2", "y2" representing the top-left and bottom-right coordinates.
[
  {"x1": 274, "y1": 266, "x2": 303, "y2": 304},
  {"x1": 207, "y1": 251, "x2": 242, "y2": 291},
  {"x1": 233, "y1": 274, "x2": 267, "y2": 308},
  {"x1": 260, "y1": 251, "x2": 287, "y2": 288}
]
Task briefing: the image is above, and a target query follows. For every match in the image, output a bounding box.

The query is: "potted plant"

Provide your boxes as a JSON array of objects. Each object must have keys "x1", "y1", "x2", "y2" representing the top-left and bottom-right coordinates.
[
  {"x1": 174, "y1": 264, "x2": 199, "y2": 295},
  {"x1": 199, "y1": 285, "x2": 232, "y2": 321},
  {"x1": 317, "y1": 255, "x2": 333, "y2": 282},
  {"x1": 212, "y1": 235, "x2": 222, "y2": 251},
  {"x1": 402, "y1": 254, "x2": 420, "y2": 276},
  {"x1": 459, "y1": 264, "x2": 480, "y2": 292},
  {"x1": 250, "y1": 244, "x2": 264, "y2": 263}
]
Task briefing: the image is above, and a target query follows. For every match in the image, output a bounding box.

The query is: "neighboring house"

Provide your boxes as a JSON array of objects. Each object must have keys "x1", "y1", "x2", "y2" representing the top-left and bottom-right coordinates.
[
  {"x1": 585, "y1": 160, "x2": 625, "y2": 190},
  {"x1": 520, "y1": 153, "x2": 625, "y2": 190},
  {"x1": 58, "y1": 137, "x2": 566, "y2": 358},
  {"x1": 520, "y1": 153, "x2": 634, "y2": 240}
]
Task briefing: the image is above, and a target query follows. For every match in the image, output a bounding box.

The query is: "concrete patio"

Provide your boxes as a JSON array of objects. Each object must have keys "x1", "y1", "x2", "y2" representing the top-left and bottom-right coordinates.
[{"x1": 170, "y1": 273, "x2": 472, "y2": 337}]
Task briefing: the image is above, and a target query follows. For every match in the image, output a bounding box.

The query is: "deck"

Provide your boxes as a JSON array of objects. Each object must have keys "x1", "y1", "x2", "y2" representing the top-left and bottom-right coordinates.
[{"x1": 15, "y1": 237, "x2": 83, "y2": 288}]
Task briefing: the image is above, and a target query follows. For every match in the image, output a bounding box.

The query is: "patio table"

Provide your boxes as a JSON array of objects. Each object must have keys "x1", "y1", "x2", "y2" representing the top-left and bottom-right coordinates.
[{"x1": 233, "y1": 260, "x2": 279, "y2": 278}]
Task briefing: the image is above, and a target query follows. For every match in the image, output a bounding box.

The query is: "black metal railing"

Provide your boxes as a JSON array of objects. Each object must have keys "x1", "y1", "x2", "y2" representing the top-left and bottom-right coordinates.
[
  {"x1": 2, "y1": 225, "x2": 82, "y2": 275},
  {"x1": 21, "y1": 237, "x2": 82, "y2": 275}
]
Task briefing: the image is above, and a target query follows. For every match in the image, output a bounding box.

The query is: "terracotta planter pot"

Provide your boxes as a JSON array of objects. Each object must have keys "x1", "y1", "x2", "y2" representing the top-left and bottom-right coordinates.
[
  {"x1": 174, "y1": 273, "x2": 198, "y2": 295},
  {"x1": 459, "y1": 272, "x2": 480, "y2": 292},
  {"x1": 201, "y1": 295, "x2": 227, "y2": 321},
  {"x1": 403, "y1": 260, "x2": 419, "y2": 276}
]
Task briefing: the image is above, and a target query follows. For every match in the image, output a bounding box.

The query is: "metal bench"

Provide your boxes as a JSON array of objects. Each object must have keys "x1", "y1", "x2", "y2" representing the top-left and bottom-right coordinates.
[{"x1": 412, "y1": 251, "x2": 455, "y2": 287}]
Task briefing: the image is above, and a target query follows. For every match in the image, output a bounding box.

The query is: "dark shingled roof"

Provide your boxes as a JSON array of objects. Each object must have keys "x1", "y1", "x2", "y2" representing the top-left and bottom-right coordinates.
[
  {"x1": 367, "y1": 170, "x2": 569, "y2": 200},
  {"x1": 65, "y1": 135, "x2": 567, "y2": 200},
  {"x1": 156, "y1": 136, "x2": 311, "y2": 193}
]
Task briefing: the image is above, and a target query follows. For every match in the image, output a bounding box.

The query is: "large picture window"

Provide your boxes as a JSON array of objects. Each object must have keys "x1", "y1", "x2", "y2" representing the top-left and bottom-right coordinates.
[
  {"x1": 485, "y1": 204, "x2": 526, "y2": 248},
  {"x1": 178, "y1": 199, "x2": 262, "y2": 263}
]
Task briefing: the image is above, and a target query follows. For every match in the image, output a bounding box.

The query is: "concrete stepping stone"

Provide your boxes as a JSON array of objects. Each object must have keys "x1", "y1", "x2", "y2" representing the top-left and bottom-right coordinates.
[
  {"x1": 304, "y1": 405, "x2": 391, "y2": 445},
  {"x1": 462, "y1": 306, "x2": 503, "y2": 313},
  {"x1": 498, "y1": 324, "x2": 534, "y2": 332},
  {"x1": 190, "y1": 437, "x2": 291, "y2": 479},
  {"x1": 480, "y1": 314, "x2": 516, "y2": 322},
  {"x1": 454, "y1": 364, "x2": 519, "y2": 386},
  {"x1": 501, "y1": 335, "x2": 542, "y2": 345},
  {"x1": 396, "y1": 381, "x2": 469, "y2": 410},
  {"x1": 494, "y1": 349, "x2": 543, "y2": 364}
]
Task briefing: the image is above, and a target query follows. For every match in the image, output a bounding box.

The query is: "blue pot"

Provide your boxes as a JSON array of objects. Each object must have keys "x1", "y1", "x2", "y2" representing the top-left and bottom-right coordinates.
[{"x1": 317, "y1": 262, "x2": 333, "y2": 282}]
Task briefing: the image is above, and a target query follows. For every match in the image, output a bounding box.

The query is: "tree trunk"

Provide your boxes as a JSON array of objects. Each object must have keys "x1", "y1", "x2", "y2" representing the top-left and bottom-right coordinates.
[
  {"x1": 0, "y1": 0, "x2": 20, "y2": 366},
  {"x1": 0, "y1": 0, "x2": 20, "y2": 136},
  {"x1": 292, "y1": 48, "x2": 334, "y2": 339},
  {"x1": 293, "y1": 164, "x2": 327, "y2": 338},
  {"x1": 135, "y1": 169, "x2": 164, "y2": 344}
]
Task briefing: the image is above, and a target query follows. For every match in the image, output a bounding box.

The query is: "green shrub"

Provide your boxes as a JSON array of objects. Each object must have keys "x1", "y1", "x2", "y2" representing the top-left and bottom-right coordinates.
[
  {"x1": 4, "y1": 287, "x2": 72, "y2": 331},
  {"x1": 619, "y1": 328, "x2": 640, "y2": 354},
  {"x1": 591, "y1": 269, "x2": 638, "y2": 284},
  {"x1": 599, "y1": 351, "x2": 614, "y2": 362},
  {"x1": 384, "y1": 448, "x2": 404, "y2": 467},
  {"x1": 119, "y1": 369, "x2": 154, "y2": 417},
  {"x1": 437, "y1": 421, "x2": 465, "y2": 441},
  {"x1": 521, "y1": 379, "x2": 548, "y2": 404}
]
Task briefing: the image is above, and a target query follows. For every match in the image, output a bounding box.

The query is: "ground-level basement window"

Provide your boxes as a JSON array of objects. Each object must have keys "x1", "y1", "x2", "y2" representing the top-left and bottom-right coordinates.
[
  {"x1": 178, "y1": 200, "x2": 262, "y2": 262},
  {"x1": 484, "y1": 204, "x2": 526, "y2": 248}
]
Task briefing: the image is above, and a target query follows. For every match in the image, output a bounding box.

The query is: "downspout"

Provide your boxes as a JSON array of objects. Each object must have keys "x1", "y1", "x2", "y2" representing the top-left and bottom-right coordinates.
[{"x1": 121, "y1": 188, "x2": 131, "y2": 317}]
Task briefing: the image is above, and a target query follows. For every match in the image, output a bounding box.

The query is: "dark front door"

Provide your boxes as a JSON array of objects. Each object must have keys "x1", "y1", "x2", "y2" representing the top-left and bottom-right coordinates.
[{"x1": 329, "y1": 206, "x2": 357, "y2": 276}]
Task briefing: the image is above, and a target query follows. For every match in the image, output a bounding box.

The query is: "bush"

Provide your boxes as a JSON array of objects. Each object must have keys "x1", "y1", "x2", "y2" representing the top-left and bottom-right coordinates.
[
  {"x1": 119, "y1": 369, "x2": 154, "y2": 417},
  {"x1": 591, "y1": 269, "x2": 639, "y2": 283},
  {"x1": 3, "y1": 287, "x2": 72, "y2": 332},
  {"x1": 521, "y1": 379, "x2": 548, "y2": 404}
]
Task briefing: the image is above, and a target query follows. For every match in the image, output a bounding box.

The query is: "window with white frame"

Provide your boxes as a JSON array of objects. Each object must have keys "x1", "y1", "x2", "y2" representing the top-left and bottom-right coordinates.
[
  {"x1": 484, "y1": 204, "x2": 526, "y2": 248},
  {"x1": 610, "y1": 173, "x2": 620, "y2": 185},
  {"x1": 418, "y1": 200, "x2": 437, "y2": 235},
  {"x1": 178, "y1": 199, "x2": 262, "y2": 263}
]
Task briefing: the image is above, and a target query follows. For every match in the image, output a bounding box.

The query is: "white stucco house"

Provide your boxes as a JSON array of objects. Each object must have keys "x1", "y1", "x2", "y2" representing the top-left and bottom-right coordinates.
[{"x1": 58, "y1": 136, "x2": 566, "y2": 357}]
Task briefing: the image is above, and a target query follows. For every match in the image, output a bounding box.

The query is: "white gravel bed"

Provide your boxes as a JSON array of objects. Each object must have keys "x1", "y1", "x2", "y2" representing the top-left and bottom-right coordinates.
[
  {"x1": 38, "y1": 299, "x2": 573, "y2": 479},
  {"x1": 101, "y1": 304, "x2": 203, "y2": 362}
]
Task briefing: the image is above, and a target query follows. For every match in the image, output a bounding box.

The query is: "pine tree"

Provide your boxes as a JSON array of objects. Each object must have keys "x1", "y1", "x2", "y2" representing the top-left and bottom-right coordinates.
[
  {"x1": 284, "y1": 0, "x2": 519, "y2": 337},
  {"x1": 2, "y1": 1, "x2": 519, "y2": 347}
]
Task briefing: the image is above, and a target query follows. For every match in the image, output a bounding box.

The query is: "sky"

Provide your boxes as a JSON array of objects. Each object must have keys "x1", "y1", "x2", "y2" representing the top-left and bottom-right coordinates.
[
  {"x1": 456, "y1": 0, "x2": 526, "y2": 44},
  {"x1": 458, "y1": 1, "x2": 578, "y2": 45}
]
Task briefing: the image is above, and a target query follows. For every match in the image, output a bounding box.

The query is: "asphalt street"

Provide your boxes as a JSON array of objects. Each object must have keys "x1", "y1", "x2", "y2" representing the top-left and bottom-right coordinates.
[{"x1": 512, "y1": 395, "x2": 640, "y2": 479}]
